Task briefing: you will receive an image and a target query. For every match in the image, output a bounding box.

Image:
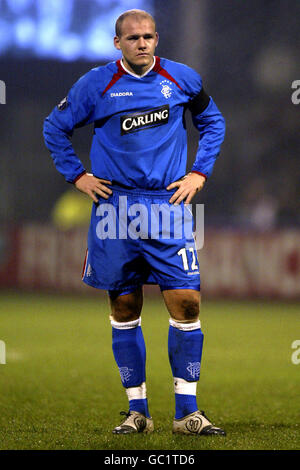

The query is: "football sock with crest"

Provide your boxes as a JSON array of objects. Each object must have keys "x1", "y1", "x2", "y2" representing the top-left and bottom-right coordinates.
[
  {"x1": 168, "y1": 318, "x2": 204, "y2": 419},
  {"x1": 111, "y1": 316, "x2": 150, "y2": 418}
]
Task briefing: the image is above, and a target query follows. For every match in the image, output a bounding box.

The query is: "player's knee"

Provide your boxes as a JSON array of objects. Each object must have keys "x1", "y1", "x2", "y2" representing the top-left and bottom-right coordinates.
[
  {"x1": 109, "y1": 290, "x2": 142, "y2": 323},
  {"x1": 171, "y1": 292, "x2": 200, "y2": 322},
  {"x1": 164, "y1": 289, "x2": 200, "y2": 322},
  {"x1": 179, "y1": 297, "x2": 200, "y2": 321},
  {"x1": 111, "y1": 299, "x2": 141, "y2": 322}
]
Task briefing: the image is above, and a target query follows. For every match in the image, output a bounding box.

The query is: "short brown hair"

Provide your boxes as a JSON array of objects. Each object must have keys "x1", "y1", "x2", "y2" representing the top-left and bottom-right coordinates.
[{"x1": 115, "y1": 9, "x2": 156, "y2": 37}]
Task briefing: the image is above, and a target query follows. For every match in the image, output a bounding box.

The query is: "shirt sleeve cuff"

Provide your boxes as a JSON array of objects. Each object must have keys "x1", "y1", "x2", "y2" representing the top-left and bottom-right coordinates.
[
  {"x1": 72, "y1": 170, "x2": 87, "y2": 184},
  {"x1": 191, "y1": 170, "x2": 208, "y2": 180}
]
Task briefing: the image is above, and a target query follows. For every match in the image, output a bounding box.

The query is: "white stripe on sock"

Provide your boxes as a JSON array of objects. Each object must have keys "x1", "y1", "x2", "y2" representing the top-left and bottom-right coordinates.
[
  {"x1": 126, "y1": 382, "x2": 147, "y2": 400},
  {"x1": 174, "y1": 377, "x2": 197, "y2": 395},
  {"x1": 110, "y1": 316, "x2": 141, "y2": 330},
  {"x1": 169, "y1": 318, "x2": 201, "y2": 331}
]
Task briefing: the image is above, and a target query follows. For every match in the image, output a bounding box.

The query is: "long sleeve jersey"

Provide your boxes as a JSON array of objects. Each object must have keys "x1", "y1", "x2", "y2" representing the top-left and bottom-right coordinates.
[{"x1": 43, "y1": 56, "x2": 225, "y2": 189}]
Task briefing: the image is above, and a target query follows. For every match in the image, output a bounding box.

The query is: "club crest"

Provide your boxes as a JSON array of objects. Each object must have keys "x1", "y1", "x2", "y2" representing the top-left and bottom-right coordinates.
[
  {"x1": 186, "y1": 361, "x2": 200, "y2": 379},
  {"x1": 119, "y1": 366, "x2": 133, "y2": 383},
  {"x1": 160, "y1": 80, "x2": 173, "y2": 99}
]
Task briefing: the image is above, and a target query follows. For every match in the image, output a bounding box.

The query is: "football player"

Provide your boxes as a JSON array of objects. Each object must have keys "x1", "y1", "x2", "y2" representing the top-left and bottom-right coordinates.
[{"x1": 43, "y1": 9, "x2": 226, "y2": 436}]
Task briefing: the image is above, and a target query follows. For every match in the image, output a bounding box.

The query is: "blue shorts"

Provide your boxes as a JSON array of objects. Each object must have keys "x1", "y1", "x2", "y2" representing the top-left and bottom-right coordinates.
[{"x1": 82, "y1": 185, "x2": 200, "y2": 295}]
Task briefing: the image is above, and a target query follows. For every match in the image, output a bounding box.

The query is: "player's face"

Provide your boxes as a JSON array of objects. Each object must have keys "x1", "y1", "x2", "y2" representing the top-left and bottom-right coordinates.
[{"x1": 114, "y1": 17, "x2": 158, "y2": 75}]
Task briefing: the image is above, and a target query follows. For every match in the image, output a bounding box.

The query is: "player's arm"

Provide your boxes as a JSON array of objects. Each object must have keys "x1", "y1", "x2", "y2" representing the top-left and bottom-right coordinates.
[
  {"x1": 189, "y1": 88, "x2": 225, "y2": 178},
  {"x1": 43, "y1": 72, "x2": 112, "y2": 202},
  {"x1": 168, "y1": 70, "x2": 225, "y2": 204}
]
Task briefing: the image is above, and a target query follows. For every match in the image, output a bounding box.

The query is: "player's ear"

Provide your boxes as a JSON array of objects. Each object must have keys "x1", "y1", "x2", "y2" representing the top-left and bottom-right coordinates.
[
  {"x1": 114, "y1": 36, "x2": 121, "y2": 50},
  {"x1": 155, "y1": 32, "x2": 159, "y2": 47}
]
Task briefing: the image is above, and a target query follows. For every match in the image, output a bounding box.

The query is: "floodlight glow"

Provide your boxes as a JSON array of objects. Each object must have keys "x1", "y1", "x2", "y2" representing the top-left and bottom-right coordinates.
[{"x1": 0, "y1": 0, "x2": 153, "y2": 61}]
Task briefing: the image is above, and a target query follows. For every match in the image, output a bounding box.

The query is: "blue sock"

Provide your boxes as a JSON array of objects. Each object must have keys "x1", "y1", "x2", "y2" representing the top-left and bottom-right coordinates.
[
  {"x1": 168, "y1": 319, "x2": 204, "y2": 419},
  {"x1": 128, "y1": 398, "x2": 150, "y2": 417},
  {"x1": 174, "y1": 393, "x2": 198, "y2": 419},
  {"x1": 111, "y1": 317, "x2": 150, "y2": 418}
]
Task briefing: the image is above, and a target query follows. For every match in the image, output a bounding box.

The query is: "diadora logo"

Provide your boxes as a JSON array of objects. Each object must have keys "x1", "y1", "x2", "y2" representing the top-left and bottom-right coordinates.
[
  {"x1": 57, "y1": 96, "x2": 68, "y2": 110},
  {"x1": 86, "y1": 264, "x2": 92, "y2": 277},
  {"x1": 110, "y1": 91, "x2": 133, "y2": 97},
  {"x1": 120, "y1": 104, "x2": 169, "y2": 135},
  {"x1": 160, "y1": 80, "x2": 173, "y2": 99}
]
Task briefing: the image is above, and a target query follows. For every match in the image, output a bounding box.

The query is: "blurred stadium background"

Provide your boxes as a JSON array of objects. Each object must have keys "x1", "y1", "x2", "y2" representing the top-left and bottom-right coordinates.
[
  {"x1": 0, "y1": 0, "x2": 300, "y2": 451},
  {"x1": 0, "y1": 0, "x2": 300, "y2": 299}
]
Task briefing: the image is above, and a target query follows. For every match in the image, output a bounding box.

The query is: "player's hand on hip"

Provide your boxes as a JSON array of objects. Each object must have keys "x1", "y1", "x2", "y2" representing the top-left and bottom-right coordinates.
[
  {"x1": 74, "y1": 173, "x2": 112, "y2": 203},
  {"x1": 166, "y1": 172, "x2": 206, "y2": 205}
]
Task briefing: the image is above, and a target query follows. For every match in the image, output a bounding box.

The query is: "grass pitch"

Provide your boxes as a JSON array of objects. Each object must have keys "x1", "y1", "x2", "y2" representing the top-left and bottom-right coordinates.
[{"x1": 0, "y1": 290, "x2": 299, "y2": 450}]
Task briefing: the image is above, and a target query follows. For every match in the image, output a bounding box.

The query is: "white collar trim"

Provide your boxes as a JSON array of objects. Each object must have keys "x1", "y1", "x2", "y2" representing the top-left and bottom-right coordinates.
[{"x1": 120, "y1": 56, "x2": 156, "y2": 78}]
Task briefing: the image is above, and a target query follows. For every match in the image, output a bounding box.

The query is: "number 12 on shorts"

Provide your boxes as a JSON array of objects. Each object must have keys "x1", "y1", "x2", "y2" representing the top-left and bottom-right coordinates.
[{"x1": 177, "y1": 247, "x2": 199, "y2": 271}]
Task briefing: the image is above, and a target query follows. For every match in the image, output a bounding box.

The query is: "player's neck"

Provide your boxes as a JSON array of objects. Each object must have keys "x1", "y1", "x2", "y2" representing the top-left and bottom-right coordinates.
[{"x1": 121, "y1": 57, "x2": 155, "y2": 78}]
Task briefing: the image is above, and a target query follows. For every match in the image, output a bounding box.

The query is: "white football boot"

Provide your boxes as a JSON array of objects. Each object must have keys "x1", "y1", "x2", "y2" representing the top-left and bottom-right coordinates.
[
  {"x1": 112, "y1": 411, "x2": 154, "y2": 434},
  {"x1": 173, "y1": 410, "x2": 226, "y2": 436}
]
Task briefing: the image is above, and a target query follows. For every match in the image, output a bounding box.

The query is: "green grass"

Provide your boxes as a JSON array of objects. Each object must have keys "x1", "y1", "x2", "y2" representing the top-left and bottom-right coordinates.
[{"x1": 0, "y1": 290, "x2": 299, "y2": 450}]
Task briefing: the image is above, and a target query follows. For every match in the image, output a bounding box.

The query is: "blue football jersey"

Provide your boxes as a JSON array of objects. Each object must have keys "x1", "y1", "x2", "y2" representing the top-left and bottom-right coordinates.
[{"x1": 43, "y1": 57, "x2": 225, "y2": 189}]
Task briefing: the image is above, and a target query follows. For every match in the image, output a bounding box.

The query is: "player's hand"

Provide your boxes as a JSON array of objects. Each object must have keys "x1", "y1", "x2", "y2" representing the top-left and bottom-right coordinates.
[
  {"x1": 74, "y1": 173, "x2": 112, "y2": 203},
  {"x1": 166, "y1": 172, "x2": 206, "y2": 205}
]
